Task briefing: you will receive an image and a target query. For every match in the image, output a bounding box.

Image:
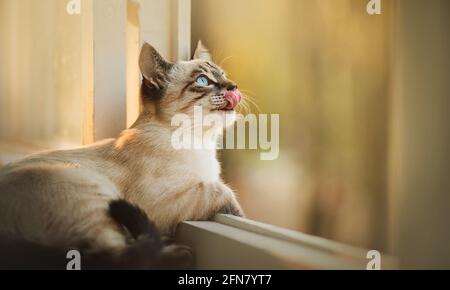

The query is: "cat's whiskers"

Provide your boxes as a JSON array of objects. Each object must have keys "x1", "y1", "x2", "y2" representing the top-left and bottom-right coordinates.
[
  {"x1": 236, "y1": 98, "x2": 251, "y2": 115},
  {"x1": 239, "y1": 92, "x2": 260, "y2": 114},
  {"x1": 244, "y1": 97, "x2": 261, "y2": 113}
]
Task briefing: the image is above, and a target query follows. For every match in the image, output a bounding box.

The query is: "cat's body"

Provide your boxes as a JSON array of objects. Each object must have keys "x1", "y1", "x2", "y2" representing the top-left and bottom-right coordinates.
[{"x1": 0, "y1": 42, "x2": 243, "y2": 268}]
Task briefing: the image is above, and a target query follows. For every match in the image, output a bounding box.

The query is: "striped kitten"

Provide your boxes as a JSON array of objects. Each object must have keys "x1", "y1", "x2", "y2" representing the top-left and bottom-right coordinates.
[{"x1": 0, "y1": 42, "x2": 244, "y2": 269}]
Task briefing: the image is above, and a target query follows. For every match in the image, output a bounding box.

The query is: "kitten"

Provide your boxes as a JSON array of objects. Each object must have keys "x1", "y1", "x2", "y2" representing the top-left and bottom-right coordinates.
[{"x1": 0, "y1": 42, "x2": 244, "y2": 269}]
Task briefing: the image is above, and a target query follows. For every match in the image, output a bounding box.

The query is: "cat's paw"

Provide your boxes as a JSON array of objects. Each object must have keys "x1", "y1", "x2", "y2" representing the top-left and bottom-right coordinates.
[
  {"x1": 219, "y1": 199, "x2": 245, "y2": 217},
  {"x1": 213, "y1": 183, "x2": 245, "y2": 217}
]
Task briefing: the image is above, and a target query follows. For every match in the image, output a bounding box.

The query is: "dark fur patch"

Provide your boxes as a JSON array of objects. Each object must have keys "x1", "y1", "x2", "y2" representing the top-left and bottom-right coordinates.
[
  {"x1": 141, "y1": 81, "x2": 165, "y2": 100},
  {"x1": 109, "y1": 199, "x2": 160, "y2": 241}
]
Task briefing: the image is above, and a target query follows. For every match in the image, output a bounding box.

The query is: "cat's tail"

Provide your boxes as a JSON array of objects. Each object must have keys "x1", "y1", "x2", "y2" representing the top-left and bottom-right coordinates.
[
  {"x1": 109, "y1": 199, "x2": 159, "y2": 241},
  {"x1": 105, "y1": 199, "x2": 194, "y2": 270},
  {"x1": 0, "y1": 200, "x2": 193, "y2": 270}
]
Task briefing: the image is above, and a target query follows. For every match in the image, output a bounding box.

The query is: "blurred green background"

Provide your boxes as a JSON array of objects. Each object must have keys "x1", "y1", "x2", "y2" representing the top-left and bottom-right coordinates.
[{"x1": 192, "y1": 0, "x2": 449, "y2": 261}]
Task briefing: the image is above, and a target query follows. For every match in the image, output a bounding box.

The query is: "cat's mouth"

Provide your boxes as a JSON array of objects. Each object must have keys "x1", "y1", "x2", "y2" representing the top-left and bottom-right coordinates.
[{"x1": 210, "y1": 89, "x2": 241, "y2": 111}]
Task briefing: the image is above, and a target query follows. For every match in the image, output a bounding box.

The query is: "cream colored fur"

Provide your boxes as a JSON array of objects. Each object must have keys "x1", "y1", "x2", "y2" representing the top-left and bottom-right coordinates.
[{"x1": 0, "y1": 42, "x2": 243, "y2": 252}]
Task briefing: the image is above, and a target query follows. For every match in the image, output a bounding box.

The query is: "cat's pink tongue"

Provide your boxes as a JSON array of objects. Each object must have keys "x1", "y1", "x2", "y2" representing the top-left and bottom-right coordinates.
[{"x1": 224, "y1": 89, "x2": 241, "y2": 110}]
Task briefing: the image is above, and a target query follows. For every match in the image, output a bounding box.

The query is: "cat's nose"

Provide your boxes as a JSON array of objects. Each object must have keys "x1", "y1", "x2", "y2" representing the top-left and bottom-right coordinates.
[{"x1": 226, "y1": 83, "x2": 238, "y2": 91}]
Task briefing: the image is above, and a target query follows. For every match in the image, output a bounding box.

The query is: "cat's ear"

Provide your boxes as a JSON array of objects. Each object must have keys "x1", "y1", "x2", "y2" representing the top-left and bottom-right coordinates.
[
  {"x1": 193, "y1": 40, "x2": 212, "y2": 61},
  {"x1": 139, "y1": 43, "x2": 172, "y2": 87}
]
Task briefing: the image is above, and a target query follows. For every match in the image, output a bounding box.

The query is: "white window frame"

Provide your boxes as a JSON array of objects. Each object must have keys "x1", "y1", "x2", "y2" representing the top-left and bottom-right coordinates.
[{"x1": 88, "y1": 0, "x2": 192, "y2": 141}]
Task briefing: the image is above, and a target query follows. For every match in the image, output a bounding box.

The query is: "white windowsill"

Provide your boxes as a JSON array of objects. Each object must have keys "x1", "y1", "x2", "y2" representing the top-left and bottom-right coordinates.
[
  {"x1": 0, "y1": 141, "x2": 81, "y2": 166},
  {"x1": 176, "y1": 214, "x2": 397, "y2": 270}
]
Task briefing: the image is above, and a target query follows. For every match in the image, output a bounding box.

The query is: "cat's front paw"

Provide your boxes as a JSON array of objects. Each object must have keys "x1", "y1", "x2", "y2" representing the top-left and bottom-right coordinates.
[
  {"x1": 219, "y1": 198, "x2": 245, "y2": 217},
  {"x1": 214, "y1": 183, "x2": 245, "y2": 218}
]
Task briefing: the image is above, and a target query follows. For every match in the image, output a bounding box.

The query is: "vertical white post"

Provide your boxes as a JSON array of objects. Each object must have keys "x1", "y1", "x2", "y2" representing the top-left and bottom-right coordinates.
[
  {"x1": 172, "y1": 0, "x2": 191, "y2": 61},
  {"x1": 125, "y1": 0, "x2": 192, "y2": 127},
  {"x1": 92, "y1": 0, "x2": 127, "y2": 140}
]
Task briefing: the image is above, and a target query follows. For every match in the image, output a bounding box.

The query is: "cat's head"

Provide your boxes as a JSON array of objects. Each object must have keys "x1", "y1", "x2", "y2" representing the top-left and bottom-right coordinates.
[{"x1": 138, "y1": 42, "x2": 241, "y2": 127}]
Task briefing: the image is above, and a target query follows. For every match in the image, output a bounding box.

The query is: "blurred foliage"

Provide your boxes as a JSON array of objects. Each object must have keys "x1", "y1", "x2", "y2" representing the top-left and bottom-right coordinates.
[{"x1": 193, "y1": 0, "x2": 392, "y2": 250}]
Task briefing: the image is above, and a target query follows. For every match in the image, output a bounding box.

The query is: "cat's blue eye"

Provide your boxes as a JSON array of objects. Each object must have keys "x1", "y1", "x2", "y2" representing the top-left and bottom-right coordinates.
[{"x1": 196, "y1": 76, "x2": 209, "y2": 87}]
